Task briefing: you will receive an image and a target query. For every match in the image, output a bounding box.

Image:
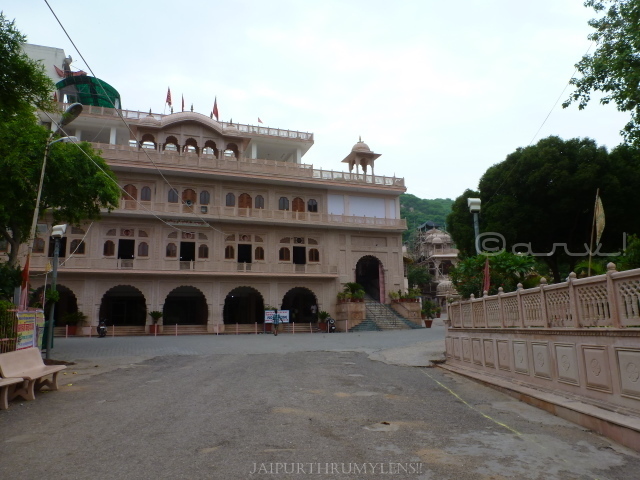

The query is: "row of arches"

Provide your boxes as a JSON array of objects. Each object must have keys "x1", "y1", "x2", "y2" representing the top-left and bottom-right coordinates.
[
  {"x1": 34, "y1": 285, "x2": 321, "y2": 326},
  {"x1": 139, "y1": 134, "x2": 239, "y2": 158},
  {"x1": 121, "y1": 185, "x2": 320, "y2": 213}
]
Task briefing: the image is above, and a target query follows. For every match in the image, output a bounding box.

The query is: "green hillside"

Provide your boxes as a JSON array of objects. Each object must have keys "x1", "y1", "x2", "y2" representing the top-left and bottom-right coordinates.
[{"x1": 400, "y1": 194, "x2": 454, "y2": 241}]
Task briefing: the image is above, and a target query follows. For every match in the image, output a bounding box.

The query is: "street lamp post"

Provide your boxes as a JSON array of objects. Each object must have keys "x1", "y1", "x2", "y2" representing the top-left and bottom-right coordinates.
[
  {"x1": 21, "y1": 103, "x2": 82, "y2": 310},
  {"x1": 46, "y1": 224, "x2": 67, "y2": 360},
  {"x1": 467, "y1": 198, "x2": 481, "y2": 254}
]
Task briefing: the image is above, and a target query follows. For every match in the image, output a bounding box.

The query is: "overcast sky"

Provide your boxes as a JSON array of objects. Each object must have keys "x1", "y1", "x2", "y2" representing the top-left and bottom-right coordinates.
[{"x1": 5, "y1": 1, "x2": 631, "y2": 200}]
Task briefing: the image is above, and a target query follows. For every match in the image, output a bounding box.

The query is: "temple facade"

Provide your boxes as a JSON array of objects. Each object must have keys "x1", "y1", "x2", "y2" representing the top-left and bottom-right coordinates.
[{"x1": 19, "y1": 44, "x2": 408, "y2": 333}]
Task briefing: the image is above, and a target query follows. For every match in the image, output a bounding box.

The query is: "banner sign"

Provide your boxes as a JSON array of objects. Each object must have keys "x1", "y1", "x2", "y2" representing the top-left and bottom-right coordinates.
[
  {"x1": 16, "y1": 312, "x2": 36, "y2": 350},
  {"x1": 264, "y1": 310, "x2": 290, "y2": 323}
]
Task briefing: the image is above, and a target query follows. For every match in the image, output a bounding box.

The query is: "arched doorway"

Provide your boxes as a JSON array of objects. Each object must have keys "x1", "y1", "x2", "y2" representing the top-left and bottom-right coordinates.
[
  {"x1": 32, "y1": 284, "x2": 79, "y2": 325},
  {"x1": 99, "y1": 285, "x2": 146, "y2": 326},
  {"x1": 163, "y1": 286, "x2": 208, "y2": 325},
  {"x1": 281, "y1": 287, "x2": 318, "y2": 323},
  {"x1": 223, "y1": 287, "x2": 264, "y2": 324},
  {"x1": 356, "y1": 256, "x2": 384, "y2": 302}
]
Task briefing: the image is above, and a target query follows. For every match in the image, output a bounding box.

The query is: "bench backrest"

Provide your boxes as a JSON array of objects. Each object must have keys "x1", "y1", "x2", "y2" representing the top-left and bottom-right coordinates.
[{"x1": 0, "y1": 348, "x2": 43, "y2": 377}]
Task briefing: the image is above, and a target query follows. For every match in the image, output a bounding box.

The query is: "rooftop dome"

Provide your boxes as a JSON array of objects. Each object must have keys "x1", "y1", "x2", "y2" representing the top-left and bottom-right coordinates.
[
  {"x1": 436, "y1": 280, "x2": 457, "y2": 295},
  {"x1": 352, "y1": 137, "x2": 371, "y2": 152},
  {"x1": 223, "y1": 122, "x2": 240, "y2": 135}
]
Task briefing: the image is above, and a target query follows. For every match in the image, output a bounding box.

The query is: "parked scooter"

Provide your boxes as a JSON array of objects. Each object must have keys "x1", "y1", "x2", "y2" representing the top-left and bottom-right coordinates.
[
  {"x1": 97, "y1": 319, "x2": 107, "y2": 338},
  {"x1": 328, "y1": 317, "x2": 336, "y2": 333}
]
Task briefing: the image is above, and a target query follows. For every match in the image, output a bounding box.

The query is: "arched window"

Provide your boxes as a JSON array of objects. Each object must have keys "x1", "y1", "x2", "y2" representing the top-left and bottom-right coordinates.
[
  {"x1": 239, "y1": 193, "x2": 252, "y2": 209},
  {"x1": 141, "y1": 186, "x2": 152, "y2": 201},
  {"x1": 141, "y1": 133, "x2": 156, "y2": 150},
  {"x1": 182, "y1": 188, "x2": 196, "y2": 206},
  {"x1": 292, "y1": 197, "x2": 305, "y2": 212},
  {"x1": 308, "y1": 199, "x2": 318, "y2": 212},
  {"x1": 255, "y1": 246, "x2": 265, "y2": 261},
  {"x1": 166, "y1": 243, "x2": 177, "y2": 257},
  {"x1": 226, "y1": 193, "x2": 235, "y2": 207},
  {"x1": 279, "y1": 237, "x2": 290, "y2": 244},
  {"x1": 184, "y1": 138, "x2": 199, "y2": 155},
  {"x1": 224, "y1": 143, "x2": 239, "y2": 158},
  {"x1": 138, "y1": 242, "x2": 149, "y2": 257},
  {"x1": 309, "y1": 248, "x2": 320, "y2": 262},
  {"x1": 255, "y1": 195, "x2": 265, "y2": 209},
  {"x1": 168, "y1": 188, "x2": 179, "y2": 203},
  {"x1": 122, "y1": 184, "x2": 137, "y2": 200},
  {"x1": 70, "y1": 239, "x2": 85, "y2": 255},
  {"x1": 164, "y1": 136, "x2": 179, "y2": 152},
  {"x1": 33, "y1": 238, "x2": 45, "y2": 253},
  {"x1": 203, "y1": 140, "x2": 218, "y2": 157},
  {"x1": 279, "y1": 247, "x2": 290, "y2": 261},
  {"x1": 103, "y1": 240, "x2": 115, "y2": 256},
  {"x1": 279, "y1": 197, "x2": 289, "y2": 210},
  {"x1": 200, "y1": 190, "x2": 210, "y2": 205},
  {"x1": 225, "y1": 245, "x2": 235, "y2": 259},
  {"x1": 198, "y1": 244, "x2": 209, "y2": 259}
]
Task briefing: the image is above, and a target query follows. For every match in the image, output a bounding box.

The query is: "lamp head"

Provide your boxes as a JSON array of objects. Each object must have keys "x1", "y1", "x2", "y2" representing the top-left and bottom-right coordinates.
[
  {"x1": 51, "y1": 224, "x2": 67, "y2": 238},
  {"x1": 59, "y1": 103, "x2": 83, "y2": 127},
  {"x1": 467, "y1": 198, "x2": 481, "y2": 213}
]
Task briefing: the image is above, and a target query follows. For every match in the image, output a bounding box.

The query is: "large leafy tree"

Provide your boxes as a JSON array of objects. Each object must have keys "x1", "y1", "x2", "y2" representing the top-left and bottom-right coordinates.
[
  {"x1": 0, "y1": 109, "x2": 121, "y2": 266},
  {"x1": 0, "y1": 12, "x2": 55, "y2": 118},
  {"x1": 563, "y1": 0, "x2": 640, "y2": 146},
  {"x1": 447, "y1": 136, "x2": 640, "y2": 283}
]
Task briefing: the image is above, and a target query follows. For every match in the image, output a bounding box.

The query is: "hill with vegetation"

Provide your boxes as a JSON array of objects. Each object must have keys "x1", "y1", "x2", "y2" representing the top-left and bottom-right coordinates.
[{"x1": 400, "y1": 194, "x2": 454, "y2": 241}]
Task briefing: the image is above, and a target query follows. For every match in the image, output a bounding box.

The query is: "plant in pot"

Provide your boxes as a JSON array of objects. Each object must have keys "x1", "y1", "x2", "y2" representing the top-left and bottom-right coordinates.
[
  {"x1": 60, "y1": 311, "x2": 87, "y2": 335},
  {"x1": 343, "y1": 282, "x2": 365, "y2": 301},
  {"x1": 389, "y1": 290, "x2": 400, "y2": 303},
  {"x1": 352, "y1": 289, "x2": 365, "y2": 302},
  {"x1": 421, "y1": 300, "x2": 437, "y2": 328},
  {"x1": 148, "y1": 310, "x2": 163, "y2": 334},
  {"x1": 317, "y1": 310, "x2": 330, "y2": 330}
]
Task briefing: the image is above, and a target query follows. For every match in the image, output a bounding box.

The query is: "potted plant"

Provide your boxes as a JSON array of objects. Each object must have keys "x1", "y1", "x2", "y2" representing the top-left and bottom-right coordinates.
[
  {"x1": 343, "y1": 282, "x2": 365, "y2": 301},
  {"x1": 60, "y1": 311, "x2": 87, "y2": 335},
  {"x1": 389, "y1": 290, "x2": 400, "y2": 303},
  {"x1": 421, "y1": 300, "x2": 436, "y2": 328},
  {"x1": 317, "y1": 310, "x2": 330, "y2": 330},
  {"x1": 148, "y1": 310, "x2": 163, "y2": 334}
]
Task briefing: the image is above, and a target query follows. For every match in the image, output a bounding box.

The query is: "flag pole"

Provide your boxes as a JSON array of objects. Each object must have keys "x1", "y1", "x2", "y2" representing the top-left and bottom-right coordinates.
[{"x1": 588, "y1": 188, "x2": 599, "y2": 277}]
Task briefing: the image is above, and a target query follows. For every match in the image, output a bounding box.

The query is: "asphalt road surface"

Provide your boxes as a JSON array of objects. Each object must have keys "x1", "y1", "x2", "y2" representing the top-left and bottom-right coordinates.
[{"x1": 1, "y1": 327, "x2": 640, "y2": 479}]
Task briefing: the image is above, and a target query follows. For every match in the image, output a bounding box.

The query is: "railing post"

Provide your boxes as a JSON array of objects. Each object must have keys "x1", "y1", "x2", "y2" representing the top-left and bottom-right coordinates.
[
  {"x1": 482, "y1": 290, "x2": 488, "y2": 328},
  {"x1": 292, "y1": 322, "x2": 295, "y2": 334},
  {"x1": 255, "y1": 322, "x2": 257, "y2": 334},
  {"x1": 606, "y1": 262, "x2": 622, "y2": 328},
  {"x1": 469, "y1": 294, "x2": 476, "y2": 327},
  {"x1": 498, "y1": 287, "x2": 505, "y2": 328},
  {"x1": 568, "y1": 272, "x2": 580, "y2": 328},
  {"x1": 65, "y1": 325, "x2": 68, "y2": 338},
  {"x1": 236, "y1": 323, "x2": 238, "y2": 335},
  {"x1": 516, "y1": 283, "x2": 525, "y2": 328},
  {"x1": 539, "y1": 278, "x2": 549, "y2": 328},
  {"x1": 175, "y1": 323, "x2": 178, "y2": 336}
]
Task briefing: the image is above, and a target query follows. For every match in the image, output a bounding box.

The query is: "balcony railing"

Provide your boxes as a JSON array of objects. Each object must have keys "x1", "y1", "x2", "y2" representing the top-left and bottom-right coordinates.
[
  {"x1": 116, "y1": 201, "x2": 407, "y2": 229},
  {"x1": 30, "y1": 256, "x2": 340, "y2": 275},
  {"x1": 65, "y1": 103, "x2": 314, "y2": 141},
  {"x1": 95, "y1": 143, "x2": 405, "y2": 189}
]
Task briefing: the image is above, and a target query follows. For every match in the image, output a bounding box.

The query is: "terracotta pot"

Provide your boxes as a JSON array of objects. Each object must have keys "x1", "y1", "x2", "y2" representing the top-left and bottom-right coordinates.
[
  {"x1": 67, "y1": 325, "x2": 77, "y2": 335},
  {"x1": 149, "y1": 324, "x2": 159, "y2": 334},
  {"x1": 424, "y1": 319, "x2": 433, "y2": 328}
]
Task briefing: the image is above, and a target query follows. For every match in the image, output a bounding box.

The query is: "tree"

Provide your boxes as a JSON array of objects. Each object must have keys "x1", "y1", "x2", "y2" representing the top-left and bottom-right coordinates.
[
  {"x1": 563, "y1": 0, "x2": 640, "y2": 146},
  {"x1": 446, "y1": 136, "x2": 640, "y2": 283},
  {"x1": 449, "y1": 252, "x2": 538, "y2": 299},
  {"x1": 0, "y1": 12, "x2": 55, "y2": 118},
  {"x1": 407, "y1": 263, "x2": 432, "y2": 290},
  {"x1": 0, "y1": 109, "x2": 121, "y2": 266}
]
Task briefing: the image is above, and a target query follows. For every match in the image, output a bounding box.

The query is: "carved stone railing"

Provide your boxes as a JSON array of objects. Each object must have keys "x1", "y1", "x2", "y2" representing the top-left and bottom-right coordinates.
[
  {"x1": 114, "y1": 200, "x2": 407, "y2": 230},
  {"x1": 95, "y1": 143, "x2": 405, "y2": 189},
  {"x1": 65, "y1": 103, "x2": 314, "y2": 141},
  {"x1": 448, "y1": 263, "x2": 640, "y2": 329},
  {"x1": 29, "y1": 255, "x2": 340, "y2": 275},
  {"x1": 444, "y1": 263, "x2": 640, "y2": 449}
]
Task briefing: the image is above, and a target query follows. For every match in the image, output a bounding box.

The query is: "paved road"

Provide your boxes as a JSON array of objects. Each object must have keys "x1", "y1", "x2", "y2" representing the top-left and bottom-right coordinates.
[{"x1": 2, "y1": 324, "x2": 640, "y2": 479}]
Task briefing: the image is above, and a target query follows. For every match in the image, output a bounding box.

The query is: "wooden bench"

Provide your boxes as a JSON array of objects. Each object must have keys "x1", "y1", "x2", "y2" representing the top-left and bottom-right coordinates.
[
  {"x1": 0, "y1": 377, "x2": 24, "y2": 410},
  {"x1": 0, "y1": 348, "x2": 66, "y2": 403}
]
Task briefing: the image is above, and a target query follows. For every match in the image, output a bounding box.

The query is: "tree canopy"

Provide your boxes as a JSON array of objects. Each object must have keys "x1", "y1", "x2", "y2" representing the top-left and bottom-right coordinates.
[
  {"x1": 400, "y1": 194, "x2": 453, "y2": 242},
  {"x1": 0, "y1": 12, "x2": 55, "y2": 118},
  {"x1": 564, "y1": 0, "x2": 640, "y2": 146},
  {"x1": 0, "y1": 109, "x2": 121, "y2": 266},
  {"x1": 446, "y1": 136, "x2": 640, "y2": 282}
]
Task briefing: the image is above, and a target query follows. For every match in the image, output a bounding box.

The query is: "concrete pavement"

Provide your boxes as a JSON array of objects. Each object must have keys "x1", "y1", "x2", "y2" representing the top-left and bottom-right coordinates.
[{"x1": 3, "y1": 323, "x2": 640, "y2": 479}]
